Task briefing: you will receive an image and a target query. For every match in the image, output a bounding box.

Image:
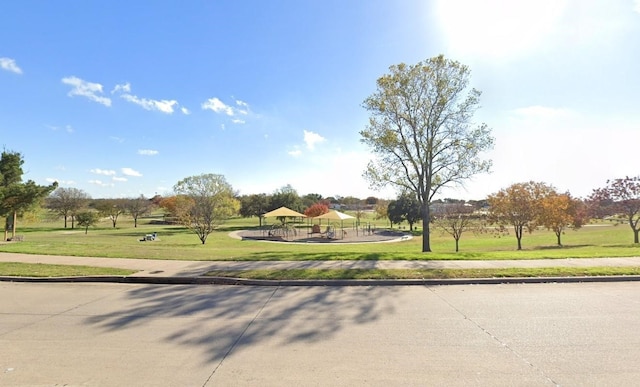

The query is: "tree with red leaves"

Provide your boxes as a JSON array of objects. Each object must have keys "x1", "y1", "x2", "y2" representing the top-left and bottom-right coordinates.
[
  {"x1": 589, "y1": 176, "x2": 640, "y2": 244},
  {"x1": 304, "y1": 202, "x2": 329, "y2": 218}
]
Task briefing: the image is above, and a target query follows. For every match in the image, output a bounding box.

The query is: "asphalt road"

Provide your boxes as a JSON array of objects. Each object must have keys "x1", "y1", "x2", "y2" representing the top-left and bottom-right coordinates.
[{"x1": 2, "y1": 282, "x2": 640, "y2": 386}]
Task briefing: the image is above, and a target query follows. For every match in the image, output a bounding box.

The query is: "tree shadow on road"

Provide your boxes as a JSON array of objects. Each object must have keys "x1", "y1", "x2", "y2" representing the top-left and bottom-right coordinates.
[{"x1": 84, "y1": 284, "x2": 399, "y2": 364}]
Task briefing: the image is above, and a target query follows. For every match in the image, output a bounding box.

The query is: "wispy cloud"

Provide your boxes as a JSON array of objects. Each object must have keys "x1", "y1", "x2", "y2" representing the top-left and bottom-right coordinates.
[
  {"x1": 46, "y1": 178, "x2": 75, "y2": 185},
  {"x1": 46, "y1": 124, "x2": 74, "y2": 133},
  {"x1": 111, "y1": 82, "x2": 131, "y2": 94},
  {"x1": 138, "y1": 149, "x2": 159, "y2": 156},
  {"x1": 90, "y1": 168, "x2": 116, "y2": 176},
  {"x1": 235, "y1": 99, "x2": 250, "y2": 115},
  {"x1": 62, "y1": 76, "x2": 111, "y2": 106},
  {"x1": 202, "y1": 97, "x2": 235, "y2": 115},
  {"x1": 288, "y1": 147, "x2": 302, "y2": 157},
  {"x1": 202, "y1": 97, "x2": 251, "y2": 124},
  {"x1": 112, "y1": 82, "x2": 187, "y2": 114},
  {"x1": 121, "y1": 167, "x2": 142, "y2": 177},
  {"x1": 181, "y1": 107, "x2": 190, "y2": 115},
  {"x1": 0, "y1": 57, "x2": 22, "y2": 74},
  {"x1": 89, "y1": 179, "x2": 113, "y2": 187},
  {"x1": 303, "y1": 130, "x2": 326, "y2": 150},
  {"x1": 121, "y1": 94, "x2": 178, "y2": 114},
  {"x1": 112, "y1": 176, "x2": 128, "y2": 182}
]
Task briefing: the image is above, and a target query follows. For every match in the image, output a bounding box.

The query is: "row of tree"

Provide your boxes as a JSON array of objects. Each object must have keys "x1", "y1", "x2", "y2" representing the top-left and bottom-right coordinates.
[
  {"x1": 381, "y1": 178, "x2": 640, "y2": 251},
  {"x1": 3, "y1": 151, "x2": 639, "y2": 251}
]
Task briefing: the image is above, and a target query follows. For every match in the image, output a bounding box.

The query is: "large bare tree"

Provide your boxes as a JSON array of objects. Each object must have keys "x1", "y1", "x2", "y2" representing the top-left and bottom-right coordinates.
[
  {"x1": 360, "y1": 55, "x2": 494, "y2": 252},
  {"x1": 46, "y1": 187, "x2": 91, "y2": 228}
]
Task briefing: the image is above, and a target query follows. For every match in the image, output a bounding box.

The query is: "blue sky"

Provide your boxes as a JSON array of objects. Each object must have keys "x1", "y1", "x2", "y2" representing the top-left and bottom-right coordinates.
[{"x1": 1, "y1": 0, "x2": 639, "y2": 201}]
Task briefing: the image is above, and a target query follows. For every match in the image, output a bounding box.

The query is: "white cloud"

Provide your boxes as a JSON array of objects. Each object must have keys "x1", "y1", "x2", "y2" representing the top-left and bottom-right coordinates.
[
  {"x1": 90, "y1": 168, "x2": 116, "y2": 176},
  {"x1": 288, "y1": 148, "x2": 302, "y2": 157},
  {"x1": 112, "y1": 83, "x2": 185, "y2": 114},
  {"x1": 111, "y1": 82, "x2": 131, "y2": 94},
  {"x1": 231, "y1": 118, "x2": 246, "y2": 124},
  {"x1": 112, "y1": 176, "x2": 128, "y2": 182},
  {"x1": 121, "y1": 167, "x2": 142, "y2": 177},
  {"x1": 303, "y1": 130, "x2": 326, "y2": 150},
  {"x1": 61, "y1": 76, "x2": 112, "y2": 106},
  {"x1": 0, "y1": 57, "x2": 22, "y2": 74},
  {"x1": 89, "y1": 179, "x2": 113, "y2": 187},
  {"x1": 235, "y1": 99, "x2": 250, "y2": 115},
  {"x1": 138, "y1": 149, "x2": 159, "y2": 156},
  {"x1": 202, "y1": 97, "x2": 235, "y2": 116},
  {"x1": 181, "y1": 107, "x2": 191, "y2": 115},
  {"x1": 46, "y1": 178, "x2": 75, "y2": 185},
  {"x1": 120, "y1": 94, "x2": 178, "y2": 114}
]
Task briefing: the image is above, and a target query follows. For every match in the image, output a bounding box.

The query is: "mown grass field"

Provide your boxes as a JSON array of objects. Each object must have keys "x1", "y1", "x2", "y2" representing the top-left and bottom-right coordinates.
[{"x1": 1, "y1": 213, "x2": 638, "y2": 261}]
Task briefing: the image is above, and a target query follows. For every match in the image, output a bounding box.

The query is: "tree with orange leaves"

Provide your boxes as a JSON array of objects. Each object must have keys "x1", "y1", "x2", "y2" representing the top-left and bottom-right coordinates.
[
  {"x1": 304, "y1": 202, "x2": 329, "y2": 218},
  {"x1": 538, "y1": 192, "x2": 587, "y2": 246},
  {"x1": 487, "y1": 181, "x2": 555, "y2": 250}
]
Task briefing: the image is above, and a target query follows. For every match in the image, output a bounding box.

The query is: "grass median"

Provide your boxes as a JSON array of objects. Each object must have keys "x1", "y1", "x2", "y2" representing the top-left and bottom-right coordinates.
[
  {"x1": 205, "y1": 267, "x2": 640, "y2": 280},
  {"x1": 0, "y1": 262, "x2": 136, "y2": 277}
]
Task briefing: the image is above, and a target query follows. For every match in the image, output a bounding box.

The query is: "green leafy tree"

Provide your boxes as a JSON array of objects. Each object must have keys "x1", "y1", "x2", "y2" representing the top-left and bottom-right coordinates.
[
  {"x1": 269, "y1": 184, "x2": 303, "y2": 213},
  {"x1": 173, "y1": 173, "x2": 240, "y2": 244},
  {"x1": 75, "y1": 211, "x2": 99, "y2": 234},
  {"x1": 387, "y1": 200, "x2": 404, "y2": 228},
  {"x1": 239, "y1": 193, "x2": 270, "y2": 218},
  {"x1": 46, "y1": 187, "x2": 91, "y2": 228},
  {"x1": 360, "y1": 55, "x2": 494, "y2": 252},
  {"x1": 301, "y1": 193, "x2": 323, "y2": 208},
  {"x1": 0, "y1": 150, "x2": 57, "y2": 240},
  {"x1": 93, "y1": 199, "x2": 127, "y2": 228},
  {"x1": 391, "y1": 192, "x2": 422, "y2": 231}
]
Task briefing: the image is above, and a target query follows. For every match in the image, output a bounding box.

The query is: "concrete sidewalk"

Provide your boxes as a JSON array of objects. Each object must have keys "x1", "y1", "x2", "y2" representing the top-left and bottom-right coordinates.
[{"x1": 2, "y1": 252, "x2": 640, "y2": 285}]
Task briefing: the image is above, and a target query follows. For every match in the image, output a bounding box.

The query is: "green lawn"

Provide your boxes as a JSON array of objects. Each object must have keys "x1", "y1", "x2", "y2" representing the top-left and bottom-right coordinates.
[{"x1": 0, "y1": 215, "x2": 638, "y2": 261}]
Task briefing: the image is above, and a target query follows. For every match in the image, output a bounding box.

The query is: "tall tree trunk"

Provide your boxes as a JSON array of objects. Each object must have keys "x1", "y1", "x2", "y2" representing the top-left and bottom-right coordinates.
[
  {"x1": 515, "y1": 225, "x2": 523, "y2": 250},
  {"x1": 556, "y1": 231, "x2": 562, "y2": 247},
  {"x1": 634, "y1": 228, "x2": 639, "y2": 244},
  {"x1": 12, "y1": 211, "x2": 16, "y2": 239},
  {"x1": 455, "y1": 238, "x2": 459, "y2": 252},
  {"x1": 64, "y1": 215, "x2": 68, "y2": 228},
  {"x1": 421, "y1": 203, "x2": 431, "y2": 252}
]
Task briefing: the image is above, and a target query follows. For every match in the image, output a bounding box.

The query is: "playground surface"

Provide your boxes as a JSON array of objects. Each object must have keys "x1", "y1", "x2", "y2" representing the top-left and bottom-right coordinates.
[{"x1": 233, "y1": 226, "x2": 412, "y2": 244}]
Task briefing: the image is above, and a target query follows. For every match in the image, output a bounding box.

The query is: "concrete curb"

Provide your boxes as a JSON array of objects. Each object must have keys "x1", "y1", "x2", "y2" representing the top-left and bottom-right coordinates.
[{"x1": 2, "y1": 275, "x2": 640, "y2": 286}]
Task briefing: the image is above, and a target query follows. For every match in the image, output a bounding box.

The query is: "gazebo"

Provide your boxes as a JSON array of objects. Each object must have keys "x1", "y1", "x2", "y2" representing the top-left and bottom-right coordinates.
[
  {"x1": 312, "y1": 209, "x2": 355, "y2": 239},
  {"x1": 261, "y1": 206, "x2": 306, "y2": 239}
]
